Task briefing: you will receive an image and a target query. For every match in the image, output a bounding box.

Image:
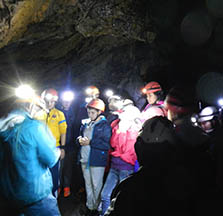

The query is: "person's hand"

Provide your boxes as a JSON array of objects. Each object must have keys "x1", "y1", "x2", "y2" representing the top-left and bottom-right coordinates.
[
  {"x1": 78, "y1": 136, "x2": 84, "y2": 145},
  {"x1": 80, "y1": 137, "x2": 90, "y2": 146},
  {"x1": 60, "y1": 149, "x2": 65, "y2": 159}
]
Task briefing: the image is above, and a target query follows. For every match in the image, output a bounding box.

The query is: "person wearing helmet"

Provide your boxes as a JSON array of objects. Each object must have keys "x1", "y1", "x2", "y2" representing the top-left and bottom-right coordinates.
[
  {"x1": 56, "y1": 90, "x2": 76, "y2": 197},
  {"x1": 196, "y1": 106, "x2": 221, "y2": 134},
  {"x1": 164, "y1": 86, "x2": 219, "y2": 215},
  {"x1": 73, "y1": 85, "x2": 101, "y2": 200},
  {"x1": 192, "y1": 106, "x2": 223, "y2": 193},
  {"x1": 108, "y1": 95, "x2": 123, "y2": 112},
  {"x1": 40, "y1": 88, "x2": 67, "y2": 197},
  {"x1": 106, "y1": 95, "x2": 123, "y2": 125},
  {"x1": 85, "y1": 86, "x2": 100, "y2": 99},
  {"x1": 77, "y1": 98, "x2": 111, "y2": 216},
  {"x1": 100, "y1": 98, "x2": 141, "y2": 216},
  {"x1": 0, "y1": 88, "x2": 61, "y2": 215},
  {"x1": 75, "y1": 85, "x2": 100, "y2": 125},
  {"x1": 104, "y1": 116, "x2": 178, "y2": 216},
  {"x1": 141, "y1": 81, "x2": 166, "y2": 124},
  {"x1": 104, "y1": 86, "x2": 220, "y2": 216}
]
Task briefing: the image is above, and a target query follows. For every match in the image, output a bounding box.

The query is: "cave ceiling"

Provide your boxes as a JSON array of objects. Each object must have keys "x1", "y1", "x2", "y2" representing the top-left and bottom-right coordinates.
[{"x1": 0, "y1": 0, "x2": 223, "y2": 101}]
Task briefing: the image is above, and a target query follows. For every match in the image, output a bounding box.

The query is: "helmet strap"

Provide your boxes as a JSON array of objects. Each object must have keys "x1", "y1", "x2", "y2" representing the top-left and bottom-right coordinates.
[{"x1": 91, "y1": 110, "x2": 102, "y2": 122}]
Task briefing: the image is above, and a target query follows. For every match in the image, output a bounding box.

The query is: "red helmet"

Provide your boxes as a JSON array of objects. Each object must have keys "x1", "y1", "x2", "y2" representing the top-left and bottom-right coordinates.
[
  {"x1": 41, "y1": 88, "x2": 58, "y2": 102},
  {"x1": 164, "y1": 86, "x2": 194, "y2": 114},
  {"x1": 86, "y1": 98, "x2": 105, "y2": 112},
  {"x1": 142, "y1": 81, "x2": 162, "y2": 94},
  {"x1": 85, "y1": 86, "x2": 100, "y2": 96}
]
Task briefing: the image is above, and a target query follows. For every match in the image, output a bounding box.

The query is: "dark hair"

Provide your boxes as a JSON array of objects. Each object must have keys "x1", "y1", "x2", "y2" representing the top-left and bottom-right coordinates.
[
  {"x1": 86, "y1": 106, "x2": 100, "y2": 112},
  {"x1": 154, "y1": 90, "x2": 165, "y2": 102},
  {"x1": 140, "y1": 90, "x2": 165, "y2": 111}
]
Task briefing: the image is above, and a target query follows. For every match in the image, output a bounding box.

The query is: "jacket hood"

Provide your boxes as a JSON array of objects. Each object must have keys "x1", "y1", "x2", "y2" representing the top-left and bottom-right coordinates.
[
  {"x1": 118, "y1": 105, "x2": 141, "y2": 132},
  {"x1": 0, "y1": 110, "x2": 27, "y2": 133},
  {"x1": 135, "y1": 116, "x2": 176, "y2": 168},
  {"x1": 138, "y1": 116, "x2": 175, "y2": 144},
  {"x1": 81, "y1": 115, "x2": 107, "y2": 126}
]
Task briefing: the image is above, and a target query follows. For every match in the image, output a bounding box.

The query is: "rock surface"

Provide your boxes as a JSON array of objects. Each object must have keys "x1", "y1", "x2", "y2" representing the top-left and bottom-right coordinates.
[{"x1": 0, "y1": 0, "x2": 223, "y2": 104}]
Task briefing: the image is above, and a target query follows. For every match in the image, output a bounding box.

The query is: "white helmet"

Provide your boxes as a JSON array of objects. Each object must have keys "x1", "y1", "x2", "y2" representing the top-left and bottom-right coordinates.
[
  {"x1": 198, "y1": 106, "x2": 219, "y2": 122},
  {"x1": 108, "y1": 95, "x2": 122, "y2": 104},
  {"x1": 122, "y1": 99, "x2": 134, "y2": 107},
  {"x1": 108, "y1": 95, "x2": 123, "y2": 111}
]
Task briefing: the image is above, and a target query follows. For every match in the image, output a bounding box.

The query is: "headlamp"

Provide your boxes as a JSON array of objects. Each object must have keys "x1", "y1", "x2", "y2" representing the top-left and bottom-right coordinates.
[
  {"x1": 85, "y1": 88, "x2": 93, "y2": 95},
  {"x1": 105, "y1": 90, "x2": 114, "y2": 98},
  {"x1": 15, "y1": 85, "x2": 35, "y2": 99},
  {"x1": 85, "y1": 97, "x2": 92, "y2": 103},
  {"x1": 141, "y1": 88, "x2": 147, "y2": 94},
  {"x1": 191, "y1": 114, "x2": 199, "y2": 126},
  {"x1": 45, "y1": 93, "x2": 58, "y2": 102},
  {"x1": 218, "y1": 98, "x2": 223, "y2": 107},
  {"x1": 61, "y1": 91, "x2": 74, "y2": 102}
]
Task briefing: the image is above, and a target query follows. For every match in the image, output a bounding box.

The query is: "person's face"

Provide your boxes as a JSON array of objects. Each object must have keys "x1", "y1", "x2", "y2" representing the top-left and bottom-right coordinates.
[
  {"x1": 87, "y1": 108, "x2": 101, "y2": 121},
  {"x1": 47, "y1": 100, "x2": 56, "y2": 110},
  {"x1": 146, "y1": 92, "x2": 158, "y2": 104},
  {"x1": 62, "y1": 100, "x2": 72, "y2": 110},
  {"x1": 92, "y1": 93, "x2": 99, "y2": 99},
  {"x1": 108, "y1": 99, "x2": 123, "y2": 111},
  {"x1": 200, "y1": 120, "x2": 213, "y2": 132}
]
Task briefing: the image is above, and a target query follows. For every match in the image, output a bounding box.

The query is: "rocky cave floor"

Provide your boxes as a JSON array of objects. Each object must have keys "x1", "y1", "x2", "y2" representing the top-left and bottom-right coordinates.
[{"x1": 58, "y1": 191, "x2": 87, "y2": 216}]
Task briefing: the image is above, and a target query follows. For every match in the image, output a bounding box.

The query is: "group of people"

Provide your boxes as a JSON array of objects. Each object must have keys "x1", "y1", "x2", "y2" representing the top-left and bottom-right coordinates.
[{"x1": 0, "y1": 81, "x2": 223, "y2": 216}]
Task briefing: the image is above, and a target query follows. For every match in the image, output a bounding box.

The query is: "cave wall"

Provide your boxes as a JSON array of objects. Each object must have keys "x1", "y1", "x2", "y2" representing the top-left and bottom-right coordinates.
[{"x1": 0, "y1": 0, "x2": 223, "y2": 105}]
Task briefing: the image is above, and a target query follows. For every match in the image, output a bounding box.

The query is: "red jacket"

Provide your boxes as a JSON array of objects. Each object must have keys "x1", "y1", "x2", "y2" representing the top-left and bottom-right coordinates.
[{"x1": 110, "y1": 119, "x2": 137, "y2": 166}]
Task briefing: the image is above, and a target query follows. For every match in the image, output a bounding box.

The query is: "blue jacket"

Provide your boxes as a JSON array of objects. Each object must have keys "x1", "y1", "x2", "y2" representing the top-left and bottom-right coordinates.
[
  {"x1": 0, "y1": 110, "x2": 60, "y2": 206},
  {"x1": 79, "y1": 116, "x2": 112, "y2": 167}
]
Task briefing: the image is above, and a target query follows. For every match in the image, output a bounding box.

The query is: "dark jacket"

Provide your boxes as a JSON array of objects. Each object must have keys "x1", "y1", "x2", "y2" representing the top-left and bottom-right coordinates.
[
  {"x1": 73, "y1": 102, "x2": 88, "y2": 140},
  {"x1": 106, "y1": 116, "x2": 222, "y2": 216},
  {"x1": 58, "y1": 106, "x2": 76, "y2": 151},
  {"x1": 78, "y1": 116, "x2": 112, "y2": 167}
]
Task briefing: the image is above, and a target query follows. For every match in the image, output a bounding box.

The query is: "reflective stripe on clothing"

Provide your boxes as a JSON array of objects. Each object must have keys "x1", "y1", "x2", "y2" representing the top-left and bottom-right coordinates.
[{"x1": 59, "y1": 120, "x2": 66, "y2": 124}]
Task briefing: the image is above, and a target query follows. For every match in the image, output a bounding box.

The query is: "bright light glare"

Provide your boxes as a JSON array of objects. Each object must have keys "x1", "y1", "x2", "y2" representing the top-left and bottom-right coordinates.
[
  {"x1": 191, "y1": 116, "x2": 197, "y2": 123},
  {"x1": 62, "y1": 91, "x2": 74, "y2": 101},
  {"x1": 142, "y1": 88, "x2": 147, "y2": 94},
  {"x1": 218, "y1": 98, "x2": 223, "y2": 106},
  {"x1": 15, "y1": 85, "x2": 35, "y2": 99},
  {"x1": 106, "y1": 90, "x2": 114, "y2": 97},
  {"x1": 45, "y1": 93, "x2": 53, "y2": 101},
  {"x1": 85, "y1": 97, "x2": 92, "y2": 103},
  {"x1": 86, "y1": 88, "x2": 93, "y2": 95}
]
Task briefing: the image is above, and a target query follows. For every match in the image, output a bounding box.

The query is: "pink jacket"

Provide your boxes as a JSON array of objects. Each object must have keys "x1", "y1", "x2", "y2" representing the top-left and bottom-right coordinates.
[
  {"x1": 141, "y1": 101, "x2": 167, "y2": 124},
  {"x1": 110, "y1": 119, "x2": 137, "y2": 166}
]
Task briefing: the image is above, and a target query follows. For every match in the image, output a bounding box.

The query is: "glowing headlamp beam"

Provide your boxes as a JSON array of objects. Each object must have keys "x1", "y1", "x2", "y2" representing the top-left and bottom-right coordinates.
[
  {"x1": 15, "y1": 85, "x2": 35, "y2": 99},
  {"x1": 218, "y1": 98, "x2": 223, "y2": 107},
  {"x1": 105, "y1": 90, "x2": 114, "y2": 97},
  {"x1": 62, "y1": 91, "x2": 74, "y2": 101}
]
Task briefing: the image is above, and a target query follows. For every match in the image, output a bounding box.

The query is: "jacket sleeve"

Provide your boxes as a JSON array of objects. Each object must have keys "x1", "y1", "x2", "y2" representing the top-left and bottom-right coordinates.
[
  {"x1": 36, "y1": 123, "x2": 60, "y2": 168},
  {"x1": 58, "y1": 111, "x2": 67, "y2": 135},
  {"x1": 90, "y1": 122, "x2": 112, "y2": 151},
  {"x1": 76, "y1": 123, "x2": 85, "y2": 147}
]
